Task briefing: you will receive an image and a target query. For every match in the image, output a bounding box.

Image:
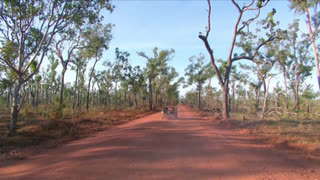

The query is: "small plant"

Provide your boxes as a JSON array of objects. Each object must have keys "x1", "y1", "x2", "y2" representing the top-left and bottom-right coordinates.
[{"x1": 50, "y1": 104, "x2": 65, "y2": 120}]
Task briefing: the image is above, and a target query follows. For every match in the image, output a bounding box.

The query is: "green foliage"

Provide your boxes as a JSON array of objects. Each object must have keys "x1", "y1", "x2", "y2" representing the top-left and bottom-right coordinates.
[
  {"x1": 281, "y1": 20, "x2": 314, "y2": 90},
  {"x1": 256, "y1": 0, "x2": 266, "y2": 8},
  {"x1": 0, "y1": 0, "x2": 115, "y2": 81},
  {"x1": 0, "y1": 78, "x2": 13, "y2": 90},
  {"x1": 185, "y1": 54, "x2": 215, "y2": 91},
  {"x1": 249, "y1": 81, "x2": 262, "y2": 91},
  {"x1": 138, "y1": 47, "x2": 179, "y2": 107},
  {"x1": 302, "y1": 85, "x2": 319, "y2": 100},
  {"x1": 110, "y1": 48, "x2": 131, "y2": 91},
  {"x1": 30, "y1": 61, "x2": 38, "y2": 74},
  {"x1": 35, "y1": 75, "x2": 41, "y2": 82},
  {"x1": 289, "y1": 0, "x2": 318, "y2": 13},
  {"x1": 126, "y1": 66, "x2": 145, "y2": 96},
  {"x1": 80, "y1": 23, "x2": 113, "y2": 59},
  {"x1": 267, "y1": 8, "x2": 277, "y2": 28},
  {"x1": 138, "y1": 47, "x2": 175, "y2": 80},
  {"x1": 49, "y1": 97, "x2": 67, "y2": 119},
  {"x1": 48, "y1": 55, "x2": 59, "y2": 86},
  {"x1": 0, "y1": 40, "x2": 18, "y2": 63}
]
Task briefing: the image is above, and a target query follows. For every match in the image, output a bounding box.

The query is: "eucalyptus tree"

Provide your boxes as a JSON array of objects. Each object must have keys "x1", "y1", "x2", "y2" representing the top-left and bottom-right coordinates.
[
  {"x1": 80, "y1": 23, "x2": 112, "y2": 111},
  {"x1": 275, "y1": 49, "x2": 291, "y2": 111},
  {"x1": 0, "y1": 77, "x2": 11, "y2": 103},
  {"x1": 302, "y1": 84, "x2": 319, "y2": 114},
  {"x1": 112, "y1": 48, "x2": 130, "y2": 109},
  {"x1": 239, "y1": 27, "x2": 282, "y2": 119},
  {"x1": 138, "y1": 48, "x2": 175, "y2": 110},
  {"x1": 126, "y1": 66, "x2": 145, "y2": 108},
  {"x1": 198, "y1": 0, "x2": 279, "y2": 119},
  {"x1": 282, "y1": 21, "x2": 313, "y2": 110},
  {"x1": 54, "y1": 27, "x2": 81, "y2": 109},
  {"x1": 229, "y1": 67, "x2": 248, "y2": 111},
  {"x1": 90, "y1": 70, "x2": 99, "y2": 107},
  {"x1": 0, "y1": 69, "x2": 15, "y2": 106},
  {"x1": 234, "y1": 84, "x2": 247, "y2": 112},
  {"x1": 240, "y1": 60, "x2": 275, "y2": 119},
  {"x1": 184, "y1": 91, "x2": 198, "y2": 108},
  {"x1": 0, "y1": 0, "x2": 114, "y2": 134},
  {"x1": 34, "y1": 74, "x2": 41, "y2": 106},
  {"x1": 120, "y1": 78, "x2": 129, "y2": 106},
  {"x1": 273, "y1": 82, "x2": 283, "y2": 112},
  {"x1": 290, "y1": 0, "x2": 320, "y2": 90},
  {"x1": 93, "y1": 70, "x2": 104, "y2": 106},
  {"x1": 165, "y1": 76, "x2": 184, "y2": 106},
  {"x1": 118, "y1": 53, "x2": 133, "y2": 106},
  {"x1": 71, "y1": 57, "x2": 87, "y2": 110},
  {"x1": 153, "y1": 51, "x2": 177, "y2": 108},
  {"x1": 77, "y1": 59, "x2": 87, "y2": 111},
  {"x1": 47, "y1": 55, "x2": 59, "y2": 104},
  {"x1": 249, "y1": 81, "x2": 262, "y2": 112},
  {"x1": 185, "y1": 54, "x2": 214, "y2": 109},
  {"x1": 159, "y1": 67, "x2": 179, "y2": 107},
  {"x1": 101, "y1": 61, "x2": 113, "y2": 108}
]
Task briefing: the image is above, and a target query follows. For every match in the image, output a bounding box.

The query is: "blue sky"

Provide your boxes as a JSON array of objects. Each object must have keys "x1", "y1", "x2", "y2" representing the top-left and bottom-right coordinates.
[{"x1": 66, "y1": 0, "x2": 318, "y2": 95}]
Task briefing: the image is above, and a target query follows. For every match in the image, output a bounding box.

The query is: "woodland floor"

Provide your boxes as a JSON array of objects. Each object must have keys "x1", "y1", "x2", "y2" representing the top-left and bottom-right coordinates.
[{"x1": 0, "y1": 105, "x2": 320, "y2": 179}]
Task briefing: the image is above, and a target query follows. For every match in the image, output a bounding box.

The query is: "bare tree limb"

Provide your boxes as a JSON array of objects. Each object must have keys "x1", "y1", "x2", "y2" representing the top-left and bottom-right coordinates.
[
  {"x1": 205, "y1": 0, "x2": 211, "y2": 38},
  {"x1": 237, "y1": 9, "x2": 260, "y2": 33},
  {"x1": 243, "y1": 0, "x2": 255, "y2": 10}
]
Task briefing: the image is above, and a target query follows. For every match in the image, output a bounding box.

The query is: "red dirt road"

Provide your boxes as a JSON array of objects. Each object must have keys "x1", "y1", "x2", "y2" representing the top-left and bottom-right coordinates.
[{"x1": 1, "y1": 105, "x2": 320, "y2": 180}]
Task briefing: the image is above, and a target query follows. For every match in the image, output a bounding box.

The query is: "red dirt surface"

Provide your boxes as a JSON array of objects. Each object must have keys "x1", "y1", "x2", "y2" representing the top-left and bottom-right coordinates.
[{"x1": 0, "y1": 105, "x2": 319, "y2": 180}]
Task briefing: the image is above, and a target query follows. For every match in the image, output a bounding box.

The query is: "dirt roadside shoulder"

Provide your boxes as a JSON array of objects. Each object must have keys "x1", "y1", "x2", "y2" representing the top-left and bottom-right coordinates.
[{"x1": 0, "y1": 109, "x2": 157, "y2": 164}]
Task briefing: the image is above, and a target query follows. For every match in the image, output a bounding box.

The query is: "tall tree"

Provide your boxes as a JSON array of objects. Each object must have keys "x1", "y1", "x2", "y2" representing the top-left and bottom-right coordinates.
[
  {"x1": 0, "y1": 70, "x2": 14, "y2": 107},
  {"x1": 290, "y1": 0, "x2": 320, "y2": 90},
  {"x1": 80, "y1": 23, "x2": 112, "y2": 111},
  {"x1": 158, "y1": 67, "x2": 180, "y2": 107},
  {"x1": 101, "y1": 61, "x2": 114, "y2": 108},
  {"x1": 54, "y1": 27, "x2": 81, "y2": 109},
  {"x1": 126, "y1": 66, "x2": 145, "y2": 108},
  {"x1": 229, "y1": 67, "x2": 248, "y2": 111},
  {"x1": 281, "y1": 20, "x2": 313, "y2": 110},
  {"x1": 112, "y1": 48, "x2": 130, "y2": 109},
  {"x1": 138, "y1": 48, "x2": 174, "y2": 110},
  {"x1": 249, "y1": 81, "x2": 262, "y2": 112},
  {"x1": 42, "y1": 55, "x2": 59, "y2": 105},
  {"x1": 275, "y1": 48, "x2": 291, "y2": 112},
  {"x1": 184, "y1": 54, "x2": 214, "y2": 109},
  {"x1": 198, "y1": 0, "x2": 279, "y2": 119},
  {"x1": 302, "y1": 84, "x2": 318, "y2": 114},
  {"x1": 240, "y1": 60, "x2": 275, "y2": 120}
]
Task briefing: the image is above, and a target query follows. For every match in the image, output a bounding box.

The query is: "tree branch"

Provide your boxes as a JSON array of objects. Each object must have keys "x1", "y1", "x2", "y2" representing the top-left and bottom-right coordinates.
[
  {"x1": 205, "y1": 0, "x2": 211, "y2": 38},
  {"x1": 237, "y1": 9, "x2": 260, "y2": 33},
  {"x1": 232, "y1": 36, "x2": 279, "y2": 62},
  {"x1": 199, "y1": 35, "x2": 224, "y2": 85}
]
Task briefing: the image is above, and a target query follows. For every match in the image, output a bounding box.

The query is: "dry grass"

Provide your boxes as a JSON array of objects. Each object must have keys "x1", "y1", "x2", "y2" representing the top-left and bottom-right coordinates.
[
  {"x1": 0, "y1": 106, "x2": 155, "y2": 161},
  {"x1": 227, "y1": 112, "x2": 320, "y2": 156},
  {"x1": 252, "y1": 119, "x2": 320, "y2": 154},
  {"x1": 195, "y1": 107, "x2": 320, "y2": 156}
]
